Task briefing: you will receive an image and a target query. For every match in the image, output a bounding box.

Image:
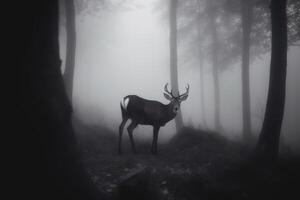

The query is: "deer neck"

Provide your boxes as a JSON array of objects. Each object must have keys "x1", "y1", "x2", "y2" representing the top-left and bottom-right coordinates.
[{"x1": 165, "y1": 102, "x2": 177, "y2": 122}]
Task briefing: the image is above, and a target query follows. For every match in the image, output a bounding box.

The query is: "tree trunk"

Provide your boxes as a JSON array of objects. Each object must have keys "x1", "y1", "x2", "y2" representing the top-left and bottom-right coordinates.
[
  {"x1": 208, "y1": 0, "x2": 221, "y2": 131},
  {"x1": 169, "y1": 0, "x2": 183, "y2": 131},
  {"x1": 197, "y1": 21, "x2": 207, "y2": 129},
  {"x1": 199, "y1": 50, "x2": 207, "y2": 128},
  {"x1": 16, "y1": 1, "x2": 100, "y2": 199},
  {"x1": 241, "y1": 0, "x2": 253, "y2": 140},
  {"x1": 212, "y1": 61, "x2": 221, "y2": 131},
  {"x1": 256, "y1": 0, "x2": 288, "y2": 161},
  {"x1": 63, "y1": 0, "x2": 76, "y2": 103}
]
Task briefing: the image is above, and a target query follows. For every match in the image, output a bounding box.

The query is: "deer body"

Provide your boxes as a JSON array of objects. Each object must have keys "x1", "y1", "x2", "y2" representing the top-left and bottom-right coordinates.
[
  {"x1": 118, "y1": 84, "x2": 189, "y2": 155},
  {"x1": 121, "y1": 95, "x2": 176, "y2": 126}
]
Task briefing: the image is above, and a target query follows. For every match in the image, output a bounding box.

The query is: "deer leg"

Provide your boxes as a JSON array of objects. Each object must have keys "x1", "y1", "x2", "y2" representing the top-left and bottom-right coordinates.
[
  {"x1": 127, "y1": 121, "x2": 138, "y2": 154},
  {"x1": 118, "y1": 118, "x2": 128, "y2": 154},
  {"x1": 151, "y1": 126, "x2": 160, "y2": 155}
]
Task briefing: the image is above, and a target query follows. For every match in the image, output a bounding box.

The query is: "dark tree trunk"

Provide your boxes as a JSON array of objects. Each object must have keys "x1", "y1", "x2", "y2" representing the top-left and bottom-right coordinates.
[
  {"x1": 16, "y1": 1, "x2": 100, "y2": 199},
  {"x1": 212, "y1": 61, "x2": 221, "y2": 131},
  {"x1": 197, "y1": 20, "x2": 207, "y2": 128},
  {"x1": 199, "y1": 50, "x2": 207, "y2": 128},
  {"x1": 169, "y1": 0, "x2": 183, "y2": 131},
  {"x1": 208, "y1": 1, "x2": 221, "y2": 131},
  {"x1": 241, "y1": 0, "x2": 253, "y2": 140},
  {"x1": 63, "y1": 0, "x2": 76, "y2": 102},
  {"x1": 257, "y1": 0, "x2": 288, "y2": 161}
]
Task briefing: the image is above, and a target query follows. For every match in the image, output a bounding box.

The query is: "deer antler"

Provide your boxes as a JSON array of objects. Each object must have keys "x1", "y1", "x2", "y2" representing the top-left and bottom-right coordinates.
[
  {"x1": 164, "y1": 83, "x2": 174, "y2": 98},
  {"x1": 179, "y1": 84, "x2": 189, "y2": 98}
]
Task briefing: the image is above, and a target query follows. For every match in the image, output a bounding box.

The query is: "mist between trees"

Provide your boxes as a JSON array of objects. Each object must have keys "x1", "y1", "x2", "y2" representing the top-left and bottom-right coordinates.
[{"x1": 59, "y1": 0, "x2": 300, "y2": 154}]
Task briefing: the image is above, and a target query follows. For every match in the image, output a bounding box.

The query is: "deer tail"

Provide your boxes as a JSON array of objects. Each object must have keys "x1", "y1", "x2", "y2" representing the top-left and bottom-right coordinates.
[
  {"x1": 120, "y1": 97, "x2": 129, "y2": 119},
  {"x1": 120, "y1": 102, "x2": 126, "y2": 119}
]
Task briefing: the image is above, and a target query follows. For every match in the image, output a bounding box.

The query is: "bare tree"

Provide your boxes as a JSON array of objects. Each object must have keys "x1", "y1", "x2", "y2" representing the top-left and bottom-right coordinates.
[
  {"x1": 170, "y1": 0, "x2": 183, "y2": 131},
  {"x1": 63, "y1": 0, "x2": 76, "y2": 102},
  {"x1": 207, "y1": 0, "x2": 222, "y2": 130},
  {"x1": 17, "y1": 1, "x2": 100, "y2": 199},
  {"x1": 241, "y1": 0, "x2": 253, "y2": 140},
  {"x1": 198, "y1": 48, "x2": 207, "y2": 128},
  {"x1": 257, "y1": 0, "x2": 288, "y2": 161}
]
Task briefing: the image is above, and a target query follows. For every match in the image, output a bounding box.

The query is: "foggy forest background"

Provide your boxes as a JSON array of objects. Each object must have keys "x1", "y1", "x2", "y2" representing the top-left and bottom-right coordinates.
[
  {"x1": 16, "y1": 0, "x2": 300, "y2": 199},
  {"x1": 59, "y1": 0, "x2": 300, "y2": 151}
]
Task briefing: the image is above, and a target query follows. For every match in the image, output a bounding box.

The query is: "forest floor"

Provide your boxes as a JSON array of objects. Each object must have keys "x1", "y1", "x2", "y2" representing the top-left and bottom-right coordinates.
[{"x1": 73, "y1": 118, "x2": 300, "y2": 200}]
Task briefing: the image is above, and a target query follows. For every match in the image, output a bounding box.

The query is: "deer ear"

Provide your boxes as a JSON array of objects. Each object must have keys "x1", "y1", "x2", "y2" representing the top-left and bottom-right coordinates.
[
  {"x1": 164, "y1": 93, "x2": 173, "y2": 101},
  {"x1": 179, "y1": 95, "x2": 188, "y2": 102}
]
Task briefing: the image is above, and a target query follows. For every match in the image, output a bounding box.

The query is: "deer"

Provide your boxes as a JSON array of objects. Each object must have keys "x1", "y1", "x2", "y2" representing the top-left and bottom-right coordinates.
[{"x1": 118, "y1": 83, "x2": 189, "y2": 155}]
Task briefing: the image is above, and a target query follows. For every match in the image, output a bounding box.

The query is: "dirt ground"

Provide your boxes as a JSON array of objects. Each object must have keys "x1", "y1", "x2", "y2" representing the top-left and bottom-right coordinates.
[{"x1": 74, "y1": 119, "x2": 300, "y2": 200}]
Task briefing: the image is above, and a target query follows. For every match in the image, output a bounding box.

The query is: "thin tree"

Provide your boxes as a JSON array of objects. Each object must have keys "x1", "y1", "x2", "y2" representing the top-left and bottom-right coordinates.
[
  {"x1": 207, "y1": 0, "x2": 221, "y2": 130},
  {"x1": 257, "y1": 0, "x2": 288, "y2": 161},
  {"x1": 170, "y1": 0, "x2": 183, "y2": 131},
  {"x1": 195, "y1": 12, "x2": 208, "y2": 128},
  {"x1": 63, "y1": 0, "x2": 76, "y2": 102},
  {"x1": 199, "y1": 49, "x2": 207, "y2": 128},
  {"x1": 241, "y1": 0, "x2": 253, "y2": 140}
]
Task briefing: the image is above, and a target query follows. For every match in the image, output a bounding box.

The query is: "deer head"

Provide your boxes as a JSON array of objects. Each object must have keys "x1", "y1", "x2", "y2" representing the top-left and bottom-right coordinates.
[{"x1": 163, "y1": 83, "x2": 189, "y2": 115}]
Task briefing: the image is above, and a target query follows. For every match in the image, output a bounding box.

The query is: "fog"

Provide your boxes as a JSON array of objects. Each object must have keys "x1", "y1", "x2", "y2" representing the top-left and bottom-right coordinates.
[{"x1": 59, "y1": 0, "x2": 300, "y2": 149}]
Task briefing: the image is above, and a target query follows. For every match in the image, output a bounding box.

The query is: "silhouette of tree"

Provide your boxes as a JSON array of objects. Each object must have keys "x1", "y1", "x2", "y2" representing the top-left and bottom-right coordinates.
[
  {"x1": 170, "y1": 0, "x2": 184, "y2": 131},
  {"x1": 16, "y1": 1, "x2": 102, "y2": 199},
  {"x1": 257, "y1": 0, "x2": 288, "y2": 161},
  {"x1": 63, "y1": 0, "x2": 76, "y2": 102}
]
